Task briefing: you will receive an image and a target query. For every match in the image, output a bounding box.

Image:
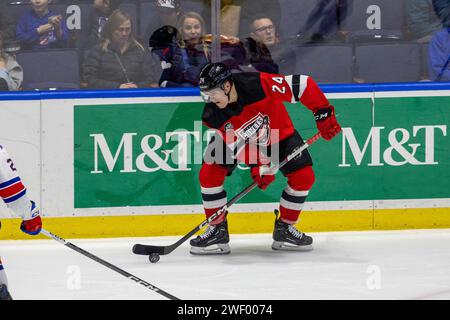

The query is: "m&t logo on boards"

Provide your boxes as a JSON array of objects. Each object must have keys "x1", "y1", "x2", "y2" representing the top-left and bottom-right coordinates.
[
  {"x1": 89, "y1": 131, "x2": 204, "y2": 174},
  {"x1": 340, "y1": 125, "x2": 447, "y2": 167}
]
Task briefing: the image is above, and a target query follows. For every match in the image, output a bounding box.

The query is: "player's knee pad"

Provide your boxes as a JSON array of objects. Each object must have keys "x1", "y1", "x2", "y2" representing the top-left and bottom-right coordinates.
[{"x1": 286, "y1": 165, "x2": 315, "y2": 191}]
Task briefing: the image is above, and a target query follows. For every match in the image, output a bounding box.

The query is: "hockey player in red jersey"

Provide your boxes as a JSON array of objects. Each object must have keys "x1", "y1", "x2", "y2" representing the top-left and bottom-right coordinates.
[
  {"x1": 0, "y1": 144, "x2": 42, "y2": 300},
  {"x1": 190, "y1": 62, "x2": 341, "y2": 255}
]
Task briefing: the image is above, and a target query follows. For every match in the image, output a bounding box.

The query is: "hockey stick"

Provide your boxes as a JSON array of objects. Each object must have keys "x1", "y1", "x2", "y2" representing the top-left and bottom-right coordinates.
[
  {"x1": 40, "y1": 229, "x2": 180, "y2": 300},
  {"x1": 133, "y1": 132, "x2": 322, "y2": 260}
]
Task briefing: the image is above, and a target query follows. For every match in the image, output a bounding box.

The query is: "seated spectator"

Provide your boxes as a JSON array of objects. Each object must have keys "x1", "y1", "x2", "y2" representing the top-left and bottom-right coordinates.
[
  {"x1": 239, "y1": 0, "x2": 281, "y2": 39},
  {"x1": 16, "y1": 0, "x2": 69, "y2": 50},
  {"x1": 406, "y1": 0, "x2": 442, "y2": 43},
  {"x1": 158, "y1": 12, "x2": 210, "y2": 88},
  {"x1": 82, "y1": 0, "x2": 123, "y2": 49},
  {"x1": 243, "y1": 16, "x2": 296, "y2": 74},
  {"x1": 428, "y1": 26, "x2": 450, "y2": 81},
  {"x1": 83, "y1": 9, "x2": 158, "y2": 89},
  {"x1": 0, "y1": 31, "x2": 23, "y2": 91},
  {"x1": 0, "y1": 2, "x2": 16, "y2": 44}
]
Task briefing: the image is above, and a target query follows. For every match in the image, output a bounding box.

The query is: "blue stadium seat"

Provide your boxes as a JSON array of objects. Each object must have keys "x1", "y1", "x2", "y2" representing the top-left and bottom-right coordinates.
[
  {"x1": 17, "y1": 49, "x2": 80, "y2": 90},
  {"x1": 69, "y1": 2, "x2": 91, "y2": 34},
  {"x1": 354, "y1": 43, "x2": 422, "y2": 83},
  {"x1": 340, "y1": 0, "x2": 405, "y2": 40},
  {"x1": 61, "y1": 0, "x2": 137, "y2": 34},
  {"x1": 294, "y1": 45, "x2": 353, "y2": 83}
]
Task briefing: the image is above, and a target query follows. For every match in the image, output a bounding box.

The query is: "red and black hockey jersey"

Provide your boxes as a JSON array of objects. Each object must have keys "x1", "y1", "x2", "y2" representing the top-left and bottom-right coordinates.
[{"x1": 202, "y1": 72, "x2": 330, "y2": 148}]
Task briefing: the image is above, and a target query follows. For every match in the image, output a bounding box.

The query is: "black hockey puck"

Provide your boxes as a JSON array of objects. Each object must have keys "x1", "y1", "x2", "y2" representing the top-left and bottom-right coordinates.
[{"x1": 149, "y1": 253, "x2": 160, "y2": 263}]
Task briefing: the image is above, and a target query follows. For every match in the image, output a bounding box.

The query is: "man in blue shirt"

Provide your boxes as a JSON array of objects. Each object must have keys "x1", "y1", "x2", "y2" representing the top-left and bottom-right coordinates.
[{"x1": 16, "y1": 0, "x2": 69, "y2": 50}]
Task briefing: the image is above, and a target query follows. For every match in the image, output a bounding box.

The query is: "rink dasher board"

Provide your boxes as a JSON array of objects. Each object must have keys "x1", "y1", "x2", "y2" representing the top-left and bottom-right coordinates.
[{"x1": 0, "y1": 85, "x2": 449, "y2": 239}]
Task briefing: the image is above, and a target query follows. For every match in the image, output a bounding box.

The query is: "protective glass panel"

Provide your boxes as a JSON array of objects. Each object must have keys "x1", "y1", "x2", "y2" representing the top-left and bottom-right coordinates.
[{"x1": 1, "y1": 0, "x2": 449, "y2": 92}]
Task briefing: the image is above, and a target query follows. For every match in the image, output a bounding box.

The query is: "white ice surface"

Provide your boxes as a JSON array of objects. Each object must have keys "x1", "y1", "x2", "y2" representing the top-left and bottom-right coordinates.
[{"x1": 1, "y1": 229, "x2": 450, "y2": 300}]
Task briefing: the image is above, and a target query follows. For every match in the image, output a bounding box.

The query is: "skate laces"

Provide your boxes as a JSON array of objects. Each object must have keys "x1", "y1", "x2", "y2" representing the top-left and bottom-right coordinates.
[
  {"x1": 288, "y1": 225, "x2": 303, "y2": 239},
  {"x1": 200, "y1": 225, "x2": 216, "y2": 240}
]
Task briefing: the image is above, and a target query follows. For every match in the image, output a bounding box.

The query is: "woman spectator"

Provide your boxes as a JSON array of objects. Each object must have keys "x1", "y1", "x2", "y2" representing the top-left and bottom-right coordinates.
[
  {"x1": 0, "y1": 31, "x2": 23, "y2": 91},
  {"x1": 158, "y1": 11, "x2": 246, "y2": 88},
  {"x1": 83, "y1": 9, "x2": 158, "y2": 89},
  {"x1": 158, "y1": 12, "x2": 210, "y2": 88}
]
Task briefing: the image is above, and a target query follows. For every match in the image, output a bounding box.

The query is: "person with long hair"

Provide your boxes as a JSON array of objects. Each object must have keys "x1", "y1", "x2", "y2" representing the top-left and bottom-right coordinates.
[
  {"x1": 158, "y1": 11, "x2": 210, "y2": 88},
  {"x1": 83, "y1": 9, "x2": 158, "y2": 89},
  {"x1": 0, "y1": 31, "x2": 23, "y2": 91},
  {"x1": 158, "y1": 11, "x2": 246, "y2": 87}
]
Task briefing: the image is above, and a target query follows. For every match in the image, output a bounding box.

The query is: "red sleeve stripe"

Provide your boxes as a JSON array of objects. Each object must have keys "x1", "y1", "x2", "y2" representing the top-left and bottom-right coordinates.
[{"x1": 0, "y1": 180, "x2": 26, "y2": 202}]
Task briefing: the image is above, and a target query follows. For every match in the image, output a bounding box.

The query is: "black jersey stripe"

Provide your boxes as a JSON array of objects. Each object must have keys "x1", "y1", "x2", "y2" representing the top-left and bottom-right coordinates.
[{"x1": 292, "y1": 75, "x2": 301, "y2": 102}]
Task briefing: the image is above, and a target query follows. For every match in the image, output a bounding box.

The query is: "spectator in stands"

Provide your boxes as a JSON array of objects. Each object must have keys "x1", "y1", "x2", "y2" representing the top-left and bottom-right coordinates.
[
  {"x1": 243, "y1": 15, "x2": 296, "y2": 74},
  {"x1": 0, "y1": 2, "x2": 16, "y2": 44},
  {"x1": 82, "y1": 0, "x2": 123, "y2": 49},
  {"x1": 238, "y1": 0, "x2": 281, "y2": 39},
  {"x1": 16, "y1": 0, "x2": 69, "y2": 50},
  {"x1": 0, "y1": 31, "x2": 23, "y2": 91},
  {"x1": 83, "y1": 9, "x2": 158, "y2": 89},
  {"x1": 158, "y1": 11, "x2": 210, "y2": 88},
  {"x1": 406, "y1": 0, "x2": 442, "y2": 43},
  {"x1": 428, "y1": 0, "x2": 450, "y2": 81},
  {"x1": 298, "y1": 0, "x2": 351, "y2": 43}
]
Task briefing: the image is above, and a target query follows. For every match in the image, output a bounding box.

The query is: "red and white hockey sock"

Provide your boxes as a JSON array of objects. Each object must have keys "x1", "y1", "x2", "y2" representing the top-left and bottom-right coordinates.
[
  {"x1": 199, "y1": 163, "x2": 229, "y2": 225},
  {"x1": 279, "y1": 165, "x2": 315, "y2": 224},
  {"x1": 201, "y1": 185, "x2": 227, "y2": 225},
  {"x1": 279, "y1": 185, "x2": 309, "y2": 224}
]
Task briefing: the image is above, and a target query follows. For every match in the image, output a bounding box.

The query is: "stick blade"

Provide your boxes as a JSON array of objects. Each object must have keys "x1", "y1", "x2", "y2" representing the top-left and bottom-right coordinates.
[{"x1": 132, "y1": 244, "x2": 166, "y2": 255}]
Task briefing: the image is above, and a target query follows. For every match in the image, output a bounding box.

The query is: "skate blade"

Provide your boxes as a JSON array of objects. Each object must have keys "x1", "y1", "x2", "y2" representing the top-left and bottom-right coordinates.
[
  {"x1": 190, "y1": 243, "x2": 231, "y2": 255},
  {"x1": 271, "y1": 241, "x2": 313, "y2": 252}
]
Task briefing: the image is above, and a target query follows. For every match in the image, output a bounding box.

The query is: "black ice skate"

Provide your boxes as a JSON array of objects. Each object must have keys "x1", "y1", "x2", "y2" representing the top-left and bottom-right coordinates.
[
  {"x1": 190, "y1": 220, "x2": 230, "y2": 255},
  {"x1": 0, "y1": 284, "x2": 12, "y2": 300},
  {"x1": 272, "y1": 211, "x2": 313, "y2": 251}
]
